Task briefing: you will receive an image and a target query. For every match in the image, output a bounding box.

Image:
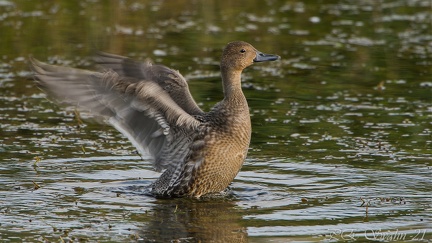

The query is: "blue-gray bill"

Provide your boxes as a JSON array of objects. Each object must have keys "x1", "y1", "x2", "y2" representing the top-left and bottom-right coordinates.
[{"x1": 253, "y1": 51, "x2": 280, "y2": 62}]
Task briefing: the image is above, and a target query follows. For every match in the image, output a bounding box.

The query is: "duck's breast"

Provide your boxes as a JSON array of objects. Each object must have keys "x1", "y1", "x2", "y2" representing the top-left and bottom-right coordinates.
[{"x1": 188, "y1": 108, "x2": 252, "y2": 196}]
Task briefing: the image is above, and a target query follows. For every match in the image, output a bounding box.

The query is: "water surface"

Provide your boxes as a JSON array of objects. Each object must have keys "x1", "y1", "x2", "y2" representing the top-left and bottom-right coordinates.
[{"x1": 0, "y1": 0, "x2": 431, "y2": 242}]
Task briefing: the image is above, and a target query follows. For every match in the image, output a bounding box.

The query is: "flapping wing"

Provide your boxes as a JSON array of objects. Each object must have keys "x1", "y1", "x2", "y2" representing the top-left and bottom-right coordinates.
[
  {"x1": 94, "y1": 52, "x2": 204, "y2": 116},
  {"x1": 29, "y1": 57, "x2": 201, "y2": 171}
]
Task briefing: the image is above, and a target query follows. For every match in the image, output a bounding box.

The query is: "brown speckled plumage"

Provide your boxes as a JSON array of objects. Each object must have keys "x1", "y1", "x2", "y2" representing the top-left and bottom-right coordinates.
[{"x1": 29, "y1": 41, "x2": 279, "y2": 198}]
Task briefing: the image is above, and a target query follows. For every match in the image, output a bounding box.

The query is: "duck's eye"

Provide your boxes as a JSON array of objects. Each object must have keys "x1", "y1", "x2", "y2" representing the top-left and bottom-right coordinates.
[{"x1": 240, "y1": 49, "x2": 246, "y2": 53}]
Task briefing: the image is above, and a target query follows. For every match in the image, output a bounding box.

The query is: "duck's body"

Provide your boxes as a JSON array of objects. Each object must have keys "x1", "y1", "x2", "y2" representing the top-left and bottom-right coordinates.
[
  {"x1": 152, "y1": 93, "x2": 252, "y2": 197},
  {"x1": 30, "y1": 41, "x2": 279, "y2": 198}
]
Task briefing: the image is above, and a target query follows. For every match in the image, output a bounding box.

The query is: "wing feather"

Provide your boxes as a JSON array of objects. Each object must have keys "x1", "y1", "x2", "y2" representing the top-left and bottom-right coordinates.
[
  {"x1": 94, "y1": 52, "x2": 204, "y2": 116},
  {"x1": 30, "y1": 57, "x2": 201, "y2": 171}
]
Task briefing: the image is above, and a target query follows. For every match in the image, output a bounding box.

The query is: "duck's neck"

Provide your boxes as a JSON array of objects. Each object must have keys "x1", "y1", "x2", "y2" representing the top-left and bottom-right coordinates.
[
  {"x1": 219, "y1": 66, "x2": 251, "y2": 129},
  {"x1": 221, "y1": 67, "x2": 246, "y2": 103}
]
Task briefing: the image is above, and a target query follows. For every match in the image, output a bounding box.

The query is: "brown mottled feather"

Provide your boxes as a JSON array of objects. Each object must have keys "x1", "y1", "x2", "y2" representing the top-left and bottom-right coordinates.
[{"x1": 29, "y1": 41, "x2": 279, "y2": 198}]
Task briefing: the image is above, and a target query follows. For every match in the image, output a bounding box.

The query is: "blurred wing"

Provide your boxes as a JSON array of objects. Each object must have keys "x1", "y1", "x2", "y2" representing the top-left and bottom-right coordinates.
[
  {"x1": 94, "y1": 52, "x2": 204, "y2": 116},
  {"x1": 30, "y1": 57, "x2": 201, "y2": 171}
]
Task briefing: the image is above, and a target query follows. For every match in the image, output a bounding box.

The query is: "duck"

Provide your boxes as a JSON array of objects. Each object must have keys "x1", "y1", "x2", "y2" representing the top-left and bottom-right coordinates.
[{"x1": 30, "y1": 41, "x2": 280, "y2": 198}]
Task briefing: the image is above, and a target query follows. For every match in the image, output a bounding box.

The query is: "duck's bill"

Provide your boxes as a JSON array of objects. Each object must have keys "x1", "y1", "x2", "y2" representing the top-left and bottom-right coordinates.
[{"x1": 253, "y1": 51, "x2": 280, "y2": 62}]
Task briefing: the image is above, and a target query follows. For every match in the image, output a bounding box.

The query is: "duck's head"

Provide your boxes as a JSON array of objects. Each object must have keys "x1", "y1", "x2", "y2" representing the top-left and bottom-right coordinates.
[{"x1": 220, "y1": 41, "x2": 280, "y2": 71}]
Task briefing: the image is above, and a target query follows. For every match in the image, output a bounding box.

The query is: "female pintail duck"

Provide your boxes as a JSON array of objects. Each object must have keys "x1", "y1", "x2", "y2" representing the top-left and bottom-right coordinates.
[{"x1": 30, "y1": 41, "x2": 279, "y2": 198}]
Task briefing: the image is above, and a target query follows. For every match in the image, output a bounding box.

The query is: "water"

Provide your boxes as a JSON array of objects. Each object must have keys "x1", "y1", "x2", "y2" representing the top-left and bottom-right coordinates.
[{"x1": 1, "y1": 0, "x2": 431, "y2": 242}]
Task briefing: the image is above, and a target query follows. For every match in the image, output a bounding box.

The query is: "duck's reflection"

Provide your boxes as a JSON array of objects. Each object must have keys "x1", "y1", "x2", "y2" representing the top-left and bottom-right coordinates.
[{"x1": 136, "y1": 198, "x2": 248, "y2": 242}]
